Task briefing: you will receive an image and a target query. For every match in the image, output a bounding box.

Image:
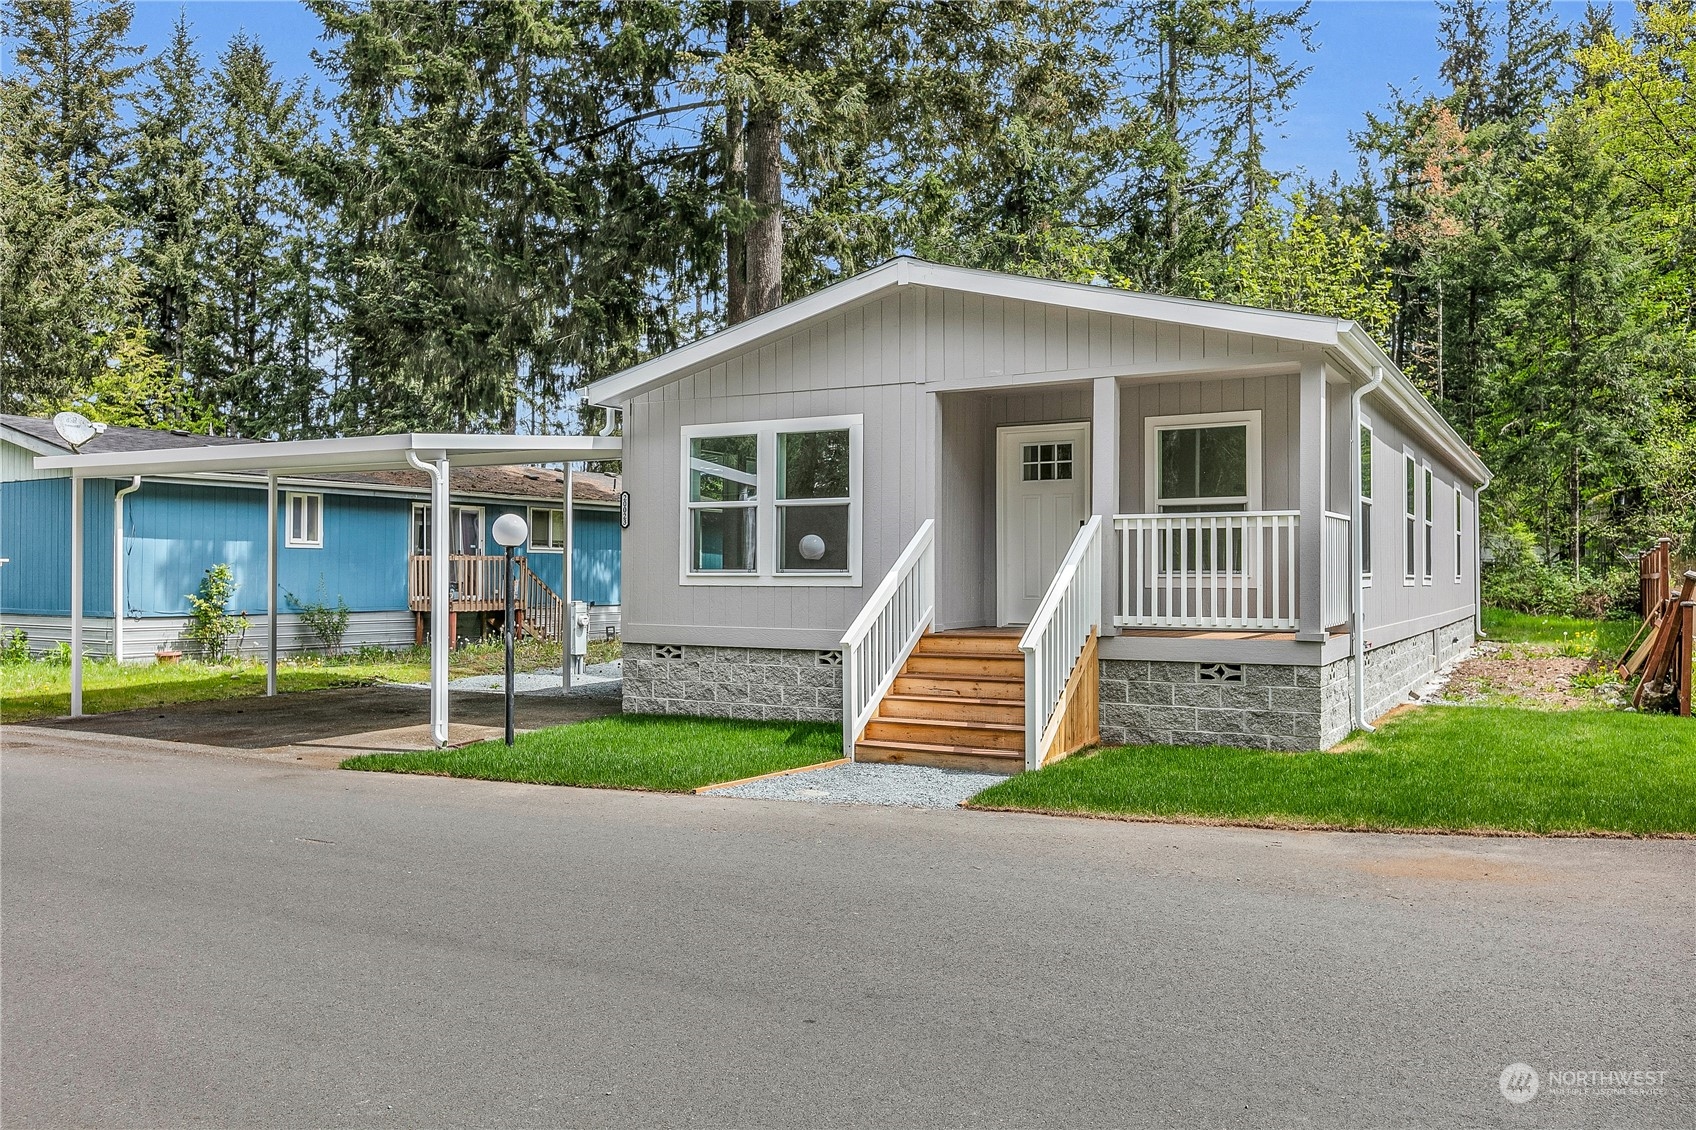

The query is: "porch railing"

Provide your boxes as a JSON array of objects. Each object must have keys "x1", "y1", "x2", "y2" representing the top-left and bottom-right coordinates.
[
  {"x1": 1020, "y1": 515, "x2": 1103, "y2": 770},
  {"x1": 1114, "y1": 511, "x2": 1300, "y2": 631},
  {"x1": 840, "y1": 520, "x2": 935, "y2": 756},
  {"x1": 1322, "y1": 511, "x2": 1352, "y2": 631}
]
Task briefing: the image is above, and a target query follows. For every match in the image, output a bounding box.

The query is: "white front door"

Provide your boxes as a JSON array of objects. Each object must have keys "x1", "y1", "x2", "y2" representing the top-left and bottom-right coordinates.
[{"x1": 997, "y1": 423, "x2": 1091, "y2": 625}]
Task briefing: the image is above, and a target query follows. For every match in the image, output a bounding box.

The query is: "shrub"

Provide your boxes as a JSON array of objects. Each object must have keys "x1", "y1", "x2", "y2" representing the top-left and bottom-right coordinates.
[
  {"x1": 184, "y1": 563, "x2": 249, "y2": 663},
  {"x1": 0, "y1": 628, "x2": 28, "y2": 664},
  {"x1": 1482, "y1": 523, "x2": 1633, "y2": 617},
  {"x1": 285, "y1": 578, "x2": 351, "y2": 656}
]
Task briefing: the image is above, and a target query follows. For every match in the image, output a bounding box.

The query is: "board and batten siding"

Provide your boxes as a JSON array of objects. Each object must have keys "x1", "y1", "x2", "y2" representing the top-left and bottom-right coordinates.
[{"x1": 0, "y1": 477, "x2": 115, "y2": 616}]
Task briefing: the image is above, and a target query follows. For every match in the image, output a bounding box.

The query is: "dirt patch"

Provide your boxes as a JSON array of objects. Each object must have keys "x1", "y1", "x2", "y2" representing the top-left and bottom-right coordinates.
[
  {"x1": 1354, "y1": 852, "x2": 1551, "y2": 884},
  {"x1": 1431, "y1": 641, "x2": 1625, "y2": 710}
]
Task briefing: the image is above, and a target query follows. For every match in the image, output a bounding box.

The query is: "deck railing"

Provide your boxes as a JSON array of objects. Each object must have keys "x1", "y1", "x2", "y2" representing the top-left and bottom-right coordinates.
[
  {"x1": 1020, "y1": 515, "x2": 1103, "y2": 770},
  {"x1": 408, "y1": 556, "x2": 565, "y2": 639},
  {"x1": 1114, "y1": 511, "x2": 1300, "y2": 631},
  {"x1": 840, "y1": 520, "x2": 935, "y2": 756},
  {"x1": 1322, "y1": 511, "x2": 1352, "y2": 631}
]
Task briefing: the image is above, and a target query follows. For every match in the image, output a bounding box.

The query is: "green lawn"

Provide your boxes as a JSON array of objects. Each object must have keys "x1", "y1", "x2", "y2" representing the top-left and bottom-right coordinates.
[
  {"x1": 969, "y1": 706, "x2": 1696, "y2": 835},
  {"x1": 0, "y1": 637, "x2": 621, "y2": 725},
  {"x1": 1480, "y1": 608, "x2": 1638, "y2": 657},
  {"x1": 341, "y1": 714, "x2": 843, "y2": 792}
]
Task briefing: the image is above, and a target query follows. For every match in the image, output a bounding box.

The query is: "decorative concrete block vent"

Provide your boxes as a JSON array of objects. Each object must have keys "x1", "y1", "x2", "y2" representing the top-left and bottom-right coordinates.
[
  {"x1": 1098, "y1": 660, "x2": 1326, "y2": 752},
  {"x1": 622, "y1": 644, "x2": 842, "y2": 723}
]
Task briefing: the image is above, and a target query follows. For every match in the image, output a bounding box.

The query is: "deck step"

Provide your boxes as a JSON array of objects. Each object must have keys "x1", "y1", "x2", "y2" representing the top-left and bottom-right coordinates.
[
  {"x1": 877, "y1": 694, "x2": 1025, "y2": 725},
  {"x1": 890, "y1": 674, "x2": 1024, "y2": 701},
  {"x1": 903, "y1": 653, "x2": 1025, "y2": 677},
  {"x1": 854, "y1": 739, "x2": 1023, "y2": 775},
  {"x1": 862, "y1": 715, "x2": 1025, "y2": 752},
  {"x1": 913, "y1": 633, "x2": 1023, "y2": 656}
]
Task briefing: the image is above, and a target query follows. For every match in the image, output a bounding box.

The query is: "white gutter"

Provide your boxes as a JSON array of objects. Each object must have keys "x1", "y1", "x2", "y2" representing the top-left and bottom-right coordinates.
[
  {"x1": 1350, "y1": 366, "x2": 1385, "y2": 733},
  {"x1": 112, "y1": 476, "x2": 141, "y2": 661},
  {"x1": 1474, "y1": 478, "x2": 1490, "y2": 640}
]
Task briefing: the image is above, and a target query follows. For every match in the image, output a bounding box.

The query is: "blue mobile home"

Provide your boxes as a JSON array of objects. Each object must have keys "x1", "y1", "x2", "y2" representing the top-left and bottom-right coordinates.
[{"x1": 0, "y1": 416, "x2": 621, "y2": 659}]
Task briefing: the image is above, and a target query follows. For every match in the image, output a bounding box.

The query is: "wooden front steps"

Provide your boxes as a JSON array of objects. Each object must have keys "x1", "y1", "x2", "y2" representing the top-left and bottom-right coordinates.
[{"x1": 855, "y1": 630, "x2": 1027, "y2": 774}]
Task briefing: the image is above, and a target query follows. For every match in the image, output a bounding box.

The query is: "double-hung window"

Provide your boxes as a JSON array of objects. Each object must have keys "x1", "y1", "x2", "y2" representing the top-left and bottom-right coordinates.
[
  {"x1": 1360, "y1": 423, "x2": 1374, "y2": 583},
  {"x1": 1403, "y1": 452, "x2": 1417, "y2": 583},
  {"x1": 1422, "y1": 465, "x2": 1434, "y2": 584},
  {"x1": 1454, "y1": 484, "x2": 1464, "y2": 583},
  {"x1": 682, "y1": 415, "x2": 862, "y2": 583},
  {"x1": 1145, "y1": 411, "x2": 1261, "y2": 574},
  {"x1": 529, "y1": 507, "x2": 567, "y2": 551},
  {"x1": 286, "y1": 492, "x2": 322, "y2": 548}
]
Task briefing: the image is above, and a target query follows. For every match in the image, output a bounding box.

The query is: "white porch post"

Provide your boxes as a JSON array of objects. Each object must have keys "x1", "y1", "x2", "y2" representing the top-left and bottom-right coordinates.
[
  {"x1": 112, "y1": 477, "x2": 140, "y2": 661},
  {"x1": 266, "y1": 472, "x2": 278, "y2": 695},
  {"x1": 1296, "y1": 358, "x2": 1329, "y2": 642},
  {"x1": 562, "y1": 462, "x2": 574, "y2": 691},
  {"x1": 431, "y1": 456, "x2": 451, "y2": 746},
  {"x1": 1092, "y1": 376, "x2": 1121, "y2": 635},
  {"x1": 70, "y1": 474, "x2": 84, "y2": 716}
]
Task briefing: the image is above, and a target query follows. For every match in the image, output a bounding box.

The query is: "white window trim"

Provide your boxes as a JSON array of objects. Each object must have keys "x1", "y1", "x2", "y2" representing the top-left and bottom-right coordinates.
[
  {"x1": 411, "y1": 502, "x2": 487, "y2": 556},
  {"x1": 528, "y1": 506, "x2": 566, "y2": 552},
  {"x1": 1454, "y1": 484, "x2": 1465, "y2": 583},
  {"x1": 1143, "y1": 410, "x2": 1263, "y2": 512},
  {"x1": 679, "y1": 414, "x2": 863, "y2": 587},
  {"x1": 1402, "y1": 447, "x2": 1417, "y2": 587},
  {"x1": 452, "y1": 506, "x2": 485, "y2": 556},
  {"x1": 1422, "y1": 462, "x2": 1435, "y2": 586},
  {"x1": 286, "y1": 491, "x2": 323, "y2": 549},
  {"x1": 1360, "y1": 418, "x2": 1374, "y2": 588}
]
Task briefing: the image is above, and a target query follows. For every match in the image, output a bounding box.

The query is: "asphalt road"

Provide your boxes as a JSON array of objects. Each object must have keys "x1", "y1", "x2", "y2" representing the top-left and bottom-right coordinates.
[{"x1": 4, "y1": 729, "x2": 1693, "y2": 1129}]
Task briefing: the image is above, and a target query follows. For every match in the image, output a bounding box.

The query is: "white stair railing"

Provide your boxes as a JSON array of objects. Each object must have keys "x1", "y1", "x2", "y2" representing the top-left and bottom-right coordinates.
[
  {"x1": 839, "y1": 520, "x2": 936, "y2": 757},
  {"x1": 1019, "y1": 515, "x2": 1104, "y2": 771},
  {"x1": 1322, "y1": 511, "x2": 1352, "y2": 631}
]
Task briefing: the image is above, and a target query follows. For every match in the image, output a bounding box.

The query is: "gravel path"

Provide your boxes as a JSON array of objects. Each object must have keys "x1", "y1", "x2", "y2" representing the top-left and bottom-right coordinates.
[{"x1": 710, "y1": 761, "x2": 1008, "y2": 808}]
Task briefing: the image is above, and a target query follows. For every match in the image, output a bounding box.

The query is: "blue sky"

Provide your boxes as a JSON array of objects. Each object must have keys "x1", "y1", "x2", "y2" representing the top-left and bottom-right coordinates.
[{"x1": 122, "y1": 0, "x2": 1608, "y2": 185}]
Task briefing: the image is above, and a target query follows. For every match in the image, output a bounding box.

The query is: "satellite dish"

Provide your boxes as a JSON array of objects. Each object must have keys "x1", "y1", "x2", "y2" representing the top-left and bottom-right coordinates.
[{"x1": 52, "y1": 411, "x2": 106, "y2": 451}]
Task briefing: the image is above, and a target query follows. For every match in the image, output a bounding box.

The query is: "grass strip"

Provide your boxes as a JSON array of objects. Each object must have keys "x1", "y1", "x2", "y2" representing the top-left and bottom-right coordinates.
[
  {"x1": 969, "y1": 706, "x2": 1696, "y2": 835},
  {"x1": 341, "y1": 714, "x2": 843, "y2": 793}
]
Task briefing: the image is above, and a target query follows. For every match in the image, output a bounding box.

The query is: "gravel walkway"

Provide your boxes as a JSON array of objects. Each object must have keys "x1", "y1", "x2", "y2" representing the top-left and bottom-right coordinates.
[{"x1": 710, "y1": 761, "x2": 1008, "y2": 808}]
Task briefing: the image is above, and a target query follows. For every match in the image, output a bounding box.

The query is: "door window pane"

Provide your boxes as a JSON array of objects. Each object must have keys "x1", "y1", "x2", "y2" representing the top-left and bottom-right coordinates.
[{"x1": 1021, "y1": 442, "x2": 1073, "y2": 481}]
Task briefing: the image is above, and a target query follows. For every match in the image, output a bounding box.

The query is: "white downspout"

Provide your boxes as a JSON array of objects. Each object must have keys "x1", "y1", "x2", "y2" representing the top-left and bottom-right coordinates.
[
  {"x1": 112, "y1": 476, "x2": 141, "y2": 662},
  {"x1": 562, "y1": 462, "x2": 574, "y2": 691},
  {"x1": 1350, "y1": 365, "x2": 1385, "y2": 733},
  {"x1": 1474, "y1": 479, "x2": 1490, "y2": 640},
  {"x1": 406, "y1": 450, "x2": 452, "y2": 748},
  {"x1": 70, "y1": 474, "x2": 84, "y2": 716}
]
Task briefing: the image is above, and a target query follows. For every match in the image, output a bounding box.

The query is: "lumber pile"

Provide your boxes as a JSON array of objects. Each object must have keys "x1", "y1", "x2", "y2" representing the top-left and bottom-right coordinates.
[{"x1": 1621, "y1": 567, "x2": 1695, "y2": 716}]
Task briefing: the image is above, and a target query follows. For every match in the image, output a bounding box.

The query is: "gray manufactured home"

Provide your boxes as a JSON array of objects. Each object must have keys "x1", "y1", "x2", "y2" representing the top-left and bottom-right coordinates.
[{"x1": 588, "y1": 258, "x2": 1490, "y2": 772}]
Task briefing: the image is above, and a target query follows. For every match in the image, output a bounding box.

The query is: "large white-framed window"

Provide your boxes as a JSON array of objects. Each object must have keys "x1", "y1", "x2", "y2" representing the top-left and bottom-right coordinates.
[
  {"x1": 1360, "y1": 420, "x2": 1374, "y2": 585},
  {"x1": 1454, "y1": 484, "x2": 1465, "y2": 583},
  {"x1": 1143, "y1": 410, "x2": 1262, "y2": 513},
  {"x1": 680, "y1": 414, "x2": 863, "y2": 585},
  {"x1": 1422, "y1": 464, "x2": 1435, "y2": 585},
  {"x1": 1403, "y1": 450, "x2": 1417, "y2": 585},
  {"x1": 286, "y1": 492, "x2": 323, "y2": 549},
  {"x1": 411, "y1": 503, "x2": 485, "y2": 556},
  {"x1": 528, "y1": 507, "x2": 566, "y2": 551}
]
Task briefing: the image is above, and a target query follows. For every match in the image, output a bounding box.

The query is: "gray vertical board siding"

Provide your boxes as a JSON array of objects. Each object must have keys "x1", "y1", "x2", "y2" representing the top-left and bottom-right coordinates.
[
  {"x1": 1116, "y1": 373, "x2": 1301, "y2": 511},
  {"x1": 1357, "y1": 394, "x2": 1479, "y2": 647},
  {"x1": 2, "y1": 439, "x2": 68, "y2": 483}
]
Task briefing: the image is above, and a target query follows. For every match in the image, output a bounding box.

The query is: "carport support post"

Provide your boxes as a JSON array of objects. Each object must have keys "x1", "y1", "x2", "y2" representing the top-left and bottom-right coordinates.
[
  {"x1": 562, "y1": 462, "x2": 574, "y2": 691},
  {"x1": 70, "y1": 474, "x2": 84, "y2": 717},
  {"x1": 431, "y1": 456, "x2": 451, "y2": 746},
  {"x1": 266, "y1": 472, "x2": 278, "y2": 695}
]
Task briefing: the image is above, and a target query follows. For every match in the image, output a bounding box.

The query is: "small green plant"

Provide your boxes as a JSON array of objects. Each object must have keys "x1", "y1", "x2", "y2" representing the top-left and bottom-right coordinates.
[
  {"x1": 0, "y1": 628, "x2": 29, "y2": 664},
  {"x1": 1556, "y1": 630, "x2": 1598, "y2": 659},
  {"x1": 285, "y1": 578, "x2": 351, "y2": 656},
  {"x1": 184, "y1": 563, "x2": 250, "y2": 663},
  {"x1": 1569, "y1": 669, "x2": 1619, "y2": 691},
  {"x1": 43, "y1": 640, "x2": 72, "y2": 666}
]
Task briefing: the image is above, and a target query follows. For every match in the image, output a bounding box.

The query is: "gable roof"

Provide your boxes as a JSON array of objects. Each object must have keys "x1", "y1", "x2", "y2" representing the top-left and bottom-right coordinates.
[
  {"x1": 585, "y1": 257, "x2": 1490, "y2": 484},
  {"x1": 1, "y1": 416, "x2": 620, "y2": 504}
]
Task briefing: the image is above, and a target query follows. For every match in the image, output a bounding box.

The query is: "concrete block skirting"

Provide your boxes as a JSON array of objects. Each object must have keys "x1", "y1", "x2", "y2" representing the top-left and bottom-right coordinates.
[
  {"x1": 623, "y1": 644, "x2": 843, "y2": 723},
  {"x1": 1100, "y1": 615, "x2": 1476, "y2": 752}
]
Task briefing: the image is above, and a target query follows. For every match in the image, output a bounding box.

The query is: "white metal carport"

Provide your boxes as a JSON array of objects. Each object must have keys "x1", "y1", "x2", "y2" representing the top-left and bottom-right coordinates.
[{"x1": 35, "y1": 432, "x2": 621, "y2": 747}]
